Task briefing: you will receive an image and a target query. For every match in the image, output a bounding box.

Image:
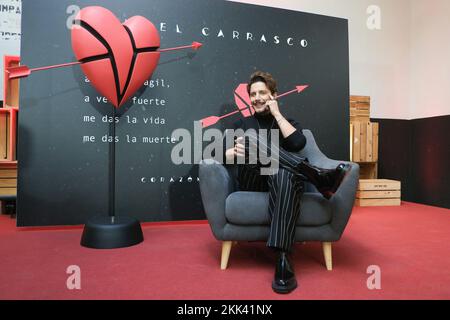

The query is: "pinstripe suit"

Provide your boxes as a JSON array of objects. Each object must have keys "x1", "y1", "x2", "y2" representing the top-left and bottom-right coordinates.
[{"x1": 228, "y1": 115, "x2": 308, "y2": 252}]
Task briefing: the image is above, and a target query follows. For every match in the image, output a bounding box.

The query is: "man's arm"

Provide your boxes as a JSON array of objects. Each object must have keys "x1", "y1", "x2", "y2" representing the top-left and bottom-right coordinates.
[
  {"x1": 266, "y1": 94, "x2": 306, "y2": 152},
  {"x1": 281, "y1": 119, "x2": 306, "y2": 152},
  {"x1": 273, "y1": 113, "x2": 297, "y2": 138}
]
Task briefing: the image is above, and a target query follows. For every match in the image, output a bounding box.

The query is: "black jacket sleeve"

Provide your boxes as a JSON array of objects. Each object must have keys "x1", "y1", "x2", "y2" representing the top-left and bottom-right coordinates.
[{"x1": 281, "y1": 119, "x2": 306, "y2": 152}]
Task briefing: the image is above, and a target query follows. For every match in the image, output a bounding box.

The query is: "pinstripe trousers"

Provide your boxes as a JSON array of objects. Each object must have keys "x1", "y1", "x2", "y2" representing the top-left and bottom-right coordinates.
[{"x1": 238, "y1": 143, "x2": 308, "y2": 252}]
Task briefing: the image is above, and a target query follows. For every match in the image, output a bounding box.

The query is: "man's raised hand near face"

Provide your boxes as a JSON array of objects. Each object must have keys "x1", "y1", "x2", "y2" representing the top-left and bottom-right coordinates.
[{"x1": 265, "y1": 94, "x2": 282, "y2": 118}]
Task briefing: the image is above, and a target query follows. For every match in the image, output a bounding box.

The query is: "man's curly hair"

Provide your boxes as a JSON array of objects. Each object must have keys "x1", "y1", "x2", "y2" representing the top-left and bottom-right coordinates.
[{"x1": 247, "y1": 71, "x2": 278, "y2": 95}]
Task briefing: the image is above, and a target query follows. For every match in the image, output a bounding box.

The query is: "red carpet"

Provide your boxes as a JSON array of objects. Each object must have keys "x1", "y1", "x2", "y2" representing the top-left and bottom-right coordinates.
[{"x1": 0, "y1": 202, "x2": 449, "y2": 300}]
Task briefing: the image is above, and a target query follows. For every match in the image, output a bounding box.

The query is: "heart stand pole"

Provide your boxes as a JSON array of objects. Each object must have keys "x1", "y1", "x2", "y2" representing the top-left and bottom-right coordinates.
[{"x1": 80, "y1": 106, "x2": 144, "y2": 249}]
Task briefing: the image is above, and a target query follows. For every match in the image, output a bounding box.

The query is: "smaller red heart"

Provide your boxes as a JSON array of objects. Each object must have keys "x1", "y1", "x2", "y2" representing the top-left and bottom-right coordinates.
[{"x1": 71, "y1": 6, "x2": 160, "y2": 108}]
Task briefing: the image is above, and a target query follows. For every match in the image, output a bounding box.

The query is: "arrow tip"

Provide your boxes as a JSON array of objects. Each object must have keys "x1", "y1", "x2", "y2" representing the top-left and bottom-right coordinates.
[
  {"x1": 192, "y1": 42, "x2": 203, "y2": 50},
  {"x1": 296, "y1": 85, "x2": 309, "y2": 93}
]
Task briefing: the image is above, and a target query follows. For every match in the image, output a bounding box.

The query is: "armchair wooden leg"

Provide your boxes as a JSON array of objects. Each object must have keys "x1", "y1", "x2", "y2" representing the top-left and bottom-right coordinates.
[
  {"x1": 221, "y1": 241, "x2": 233, "y2": 270},
  {"x1": 322, "y1": 242, "x2": 333, "y2": 271}
]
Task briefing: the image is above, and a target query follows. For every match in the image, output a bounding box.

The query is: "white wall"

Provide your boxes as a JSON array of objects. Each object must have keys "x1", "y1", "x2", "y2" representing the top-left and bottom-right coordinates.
[
  {"x1": 409, "y1": 0, "x2": 450, "y2": 119},
  {"x1": 229, "y1": 0, "x2": 450, "y2": 120}
]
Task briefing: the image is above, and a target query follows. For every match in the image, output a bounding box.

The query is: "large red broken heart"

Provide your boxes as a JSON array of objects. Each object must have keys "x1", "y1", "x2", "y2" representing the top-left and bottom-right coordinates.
[{"x1": 71, "y1": 6, "x2": 160, "y2": 108}]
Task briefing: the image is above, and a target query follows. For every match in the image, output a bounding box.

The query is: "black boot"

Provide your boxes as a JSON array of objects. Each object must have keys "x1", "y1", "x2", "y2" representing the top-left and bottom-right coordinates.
[
  {"x1": 297, "y1": 161, "x2": 351, "y2": 200},
  {"x1": 272, "y1": 251, "x2": 297, "y2": 294}
]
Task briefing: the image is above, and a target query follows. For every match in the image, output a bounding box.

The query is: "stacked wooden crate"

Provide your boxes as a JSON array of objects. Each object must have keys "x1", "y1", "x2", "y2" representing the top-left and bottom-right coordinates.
[
  {"x1": 3, "y1": 56, "x2": 20, "y2": 108},
  {"x1": 350, "y1": 96, "x2": 401, "y2": 206},
  {"x1": 0, "y1": 107, "x2": 18, "y2": 162},
  {"x1": 350, "y1": 95, "x2": 371, "y2": 122},
  {"x1": 0, "y1": 168, "x2": 17, "y2": 197},
  {"x1": 0, "y1": 56, "x2": 19, "y2": 212},
  {"x1": 350, "y1": 96, "x2": 378, "y2": 179},
  {"x1": 1, "y1": 56, "x2": 19, "y2": 163}
]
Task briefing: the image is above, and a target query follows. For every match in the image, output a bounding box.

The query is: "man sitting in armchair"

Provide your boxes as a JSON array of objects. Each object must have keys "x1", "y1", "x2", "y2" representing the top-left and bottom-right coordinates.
[{"x1": 221, "y1": 71, "x2": 350, "y2": 294}]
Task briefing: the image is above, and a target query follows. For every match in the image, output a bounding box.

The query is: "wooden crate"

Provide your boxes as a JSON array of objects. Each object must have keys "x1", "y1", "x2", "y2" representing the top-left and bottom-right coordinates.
[
  {"x1": 350, "y1": 121, "x2": 379, "y2": 163},
  {"x1": 3, "y1": 56, "x2": 21, "y2": 108},
  {"x1": 0, "y1": 108, "x2": 18, "y2": 162},
  {"x1": 350, "y1": 95, "x2": 370, "y2": 103},
  {"x1": 0, "y1": 112, "x2": 7, "y2": 160},
  {"x1": 0, "y1": 168, "x2": 17, "y2": 197},
  {"x1": 355, "y1": 179, "x2": 401, "y2": 207},
  {"x1": 350, "y1": 95, "x2": 370, "y2": 122}
]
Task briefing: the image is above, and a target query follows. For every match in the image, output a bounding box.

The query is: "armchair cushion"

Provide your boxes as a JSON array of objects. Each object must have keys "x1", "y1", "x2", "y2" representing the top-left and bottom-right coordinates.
[{"x1": 225, "y1": 192, "x2": 332, "y2": 226}]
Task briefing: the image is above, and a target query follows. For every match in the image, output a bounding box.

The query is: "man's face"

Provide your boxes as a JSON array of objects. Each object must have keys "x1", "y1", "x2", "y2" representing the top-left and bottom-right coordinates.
[{"x1": 249, "y1": 81, "x2": 273, "y2": 115}]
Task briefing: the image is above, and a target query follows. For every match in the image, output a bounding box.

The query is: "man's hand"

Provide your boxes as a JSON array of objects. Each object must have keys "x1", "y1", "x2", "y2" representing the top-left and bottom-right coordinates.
[
  {"x1": 225, "y1": 136, "x2": 246, "y2": 162},
  {"x1": 266, "y1": 94, "x2": 281, "y2": 118},
  {"x1": 234, "y1": 137, "x2": 246, "y2": 158}
]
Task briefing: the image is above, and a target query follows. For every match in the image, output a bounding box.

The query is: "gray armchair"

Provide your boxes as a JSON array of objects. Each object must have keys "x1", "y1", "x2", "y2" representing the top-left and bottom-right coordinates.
[{"x1": 199, "y1": 129, "x2": 359, "y2": 270}]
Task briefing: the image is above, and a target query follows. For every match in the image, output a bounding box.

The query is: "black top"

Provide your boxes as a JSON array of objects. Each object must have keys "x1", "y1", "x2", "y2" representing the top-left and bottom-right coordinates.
[{"x1": 221, "y1": 113, "x2": 307, "y2": 163}]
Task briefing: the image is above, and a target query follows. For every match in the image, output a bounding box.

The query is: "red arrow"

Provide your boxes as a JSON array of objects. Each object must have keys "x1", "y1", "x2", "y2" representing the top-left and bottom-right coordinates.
[
  {"x1": 276, "y1": 85, "x2": 309, "y2": 99},
  {"x1": 6, "y1": 61, "x2": 82, "y2": 79},
  {"x1": 201, "y1": 110, "x2": 242, "y2": 128},
  {"x1": 201, "y1": 85, "x2": 309, "y2": 128},
  {"x1": 6, "y1": 42, "x2": 203, "y2": 80},
  {"x1": 159, "y1": 41, "x2": 202, "y2": 52}
]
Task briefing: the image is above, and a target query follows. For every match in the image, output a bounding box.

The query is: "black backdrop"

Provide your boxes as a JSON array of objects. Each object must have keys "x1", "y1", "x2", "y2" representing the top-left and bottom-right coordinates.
[{"x1": 17, "y1": 0, "x2": 349, "y2": 226}]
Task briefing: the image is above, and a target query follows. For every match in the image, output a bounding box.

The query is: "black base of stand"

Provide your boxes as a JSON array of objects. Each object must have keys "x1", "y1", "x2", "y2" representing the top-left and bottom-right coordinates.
[{"x1": 80, "y1": 216, "x2": 144, "y2": 249}]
